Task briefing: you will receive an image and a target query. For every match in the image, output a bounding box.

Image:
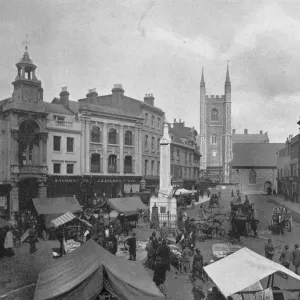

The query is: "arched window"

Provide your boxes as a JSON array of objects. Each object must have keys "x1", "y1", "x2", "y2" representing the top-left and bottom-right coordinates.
[
  {"x1": 249, "y1": 169, "x2": 256, "y2": 184},
  {"x1": 19, "y1": 119, "x2": 40, "y2": 165},
  {"x1": 108, "y1": 154, "x2": 117, "y2": 173},
  {"x1": 108, "y1": 128, "x2": 117, "y2": 144},
  {"x1": 124, "y1": 130, "x2": 133, "y2": 146},
  {"x1": 144, "y1": 135, "x2": 148, "y2": 150},
  {"x1": 124, "y1": 156, "x2": 133, "y2": 173},
  {"x1": 211, "y1": 109, "x2": 219, "y2": 122},
  {"x1": 91, "y1": 126, "x2": 101, "y2": 143},
  {"x1": 157, "y1": 138, "x2": 160, "y2": 152},
  {"x1": 151, "y1": 115, "x2": 155, "y2": 128},
  {"x1": 211, "y1": 135, "x2": 217, "y2": 144},
  {"x1": 144, "y1": 113, "x2": 148, "y2": 125},
  {"x1": 91, "y1": 153, "x2": 101, "y2": 173},
  {"x1": 177, "y1": 149, "x2": 180, "y2": 160},
  {"x1": 145, "y1": 159, "x2": 148, "y2": 175}
]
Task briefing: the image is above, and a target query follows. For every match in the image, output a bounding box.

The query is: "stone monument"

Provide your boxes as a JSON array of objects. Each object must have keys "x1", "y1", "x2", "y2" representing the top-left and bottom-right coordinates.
[{"x1": 149, "y1": 122, "x2": 177, "y2": 230}]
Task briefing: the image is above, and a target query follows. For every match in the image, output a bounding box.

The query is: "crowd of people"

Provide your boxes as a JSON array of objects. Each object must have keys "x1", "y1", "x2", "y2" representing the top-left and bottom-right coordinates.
[{"x1": 265, "y1": 238, "x2": 300, "y2": 275}]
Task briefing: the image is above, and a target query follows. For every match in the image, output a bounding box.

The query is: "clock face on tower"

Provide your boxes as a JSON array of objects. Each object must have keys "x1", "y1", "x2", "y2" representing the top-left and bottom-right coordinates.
[{"x1": 23, "y1": 88, "x2": 37, "y2": 103}]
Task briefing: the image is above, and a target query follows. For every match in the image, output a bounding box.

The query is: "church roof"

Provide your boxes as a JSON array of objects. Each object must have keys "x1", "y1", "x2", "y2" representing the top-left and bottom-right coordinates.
[
  {"x1": 232, "y1": 134, "x2": 269, "y2": 143},
  {"x1": 231, "y1": 143, "x2": 285, "y2": 168}
]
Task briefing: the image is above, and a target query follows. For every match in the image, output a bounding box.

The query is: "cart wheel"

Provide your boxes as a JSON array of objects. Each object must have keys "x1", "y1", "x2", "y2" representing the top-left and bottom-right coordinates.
[{"x1": 218, "y1": 228, "x2": 226, "y2": 237}]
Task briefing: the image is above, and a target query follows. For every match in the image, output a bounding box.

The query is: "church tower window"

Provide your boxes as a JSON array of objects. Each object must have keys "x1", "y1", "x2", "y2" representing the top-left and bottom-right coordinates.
[
  {"x1": 211, "y1": 135, "x2": 217, "y2": 144},
  {"x1": 211, "y1": 109, "x2": 219, "y2": 122}
]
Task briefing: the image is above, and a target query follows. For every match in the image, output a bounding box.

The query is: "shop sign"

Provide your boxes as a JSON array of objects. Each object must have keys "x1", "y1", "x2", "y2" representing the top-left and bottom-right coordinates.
[{"x1": 0, "y1": 196, "x2": 6, "y2": 207}]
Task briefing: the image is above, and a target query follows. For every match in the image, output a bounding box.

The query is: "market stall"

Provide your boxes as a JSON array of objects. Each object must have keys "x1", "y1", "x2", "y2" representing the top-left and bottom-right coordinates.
[
  {"x1": 34, "y1": 240, "x2": 165, "y2": 300},
  {"x1": 204, "y1": 247, "x2": 300, "y2": 299},
  {"x1": 212, "y1": 243, "x2": 243, "y2": 261},
  {"x1": 32, "y1": 196, "x2": 83, "y2": 228}
]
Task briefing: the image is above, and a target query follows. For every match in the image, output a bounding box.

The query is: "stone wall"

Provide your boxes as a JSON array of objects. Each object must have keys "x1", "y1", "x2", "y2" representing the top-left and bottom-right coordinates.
[{"x1": 231, "y1": 168, "x2": 277, "y2": 194}]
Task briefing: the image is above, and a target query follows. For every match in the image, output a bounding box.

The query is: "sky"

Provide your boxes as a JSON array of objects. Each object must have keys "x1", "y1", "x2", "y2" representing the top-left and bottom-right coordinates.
[{"x1": 0, "y1": 0, "x2": 300, "y2": 142}]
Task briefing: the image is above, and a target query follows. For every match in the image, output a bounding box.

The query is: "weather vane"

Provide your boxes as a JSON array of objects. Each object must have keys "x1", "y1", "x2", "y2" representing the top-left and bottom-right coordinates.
[{"x1": 23, "y1": 34, "x2": 29, "y2": 51}]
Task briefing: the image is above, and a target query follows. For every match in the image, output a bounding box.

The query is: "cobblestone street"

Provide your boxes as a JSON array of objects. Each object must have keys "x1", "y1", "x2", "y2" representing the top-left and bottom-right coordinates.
[{"x1": 1, "y1": 193, "x2": 300, "y2": 299}]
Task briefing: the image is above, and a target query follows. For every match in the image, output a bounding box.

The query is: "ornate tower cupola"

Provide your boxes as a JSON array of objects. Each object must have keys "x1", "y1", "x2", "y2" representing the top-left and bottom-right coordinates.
[{"x1": 11, "y1": 46, "x2": 44, "y2": 104}]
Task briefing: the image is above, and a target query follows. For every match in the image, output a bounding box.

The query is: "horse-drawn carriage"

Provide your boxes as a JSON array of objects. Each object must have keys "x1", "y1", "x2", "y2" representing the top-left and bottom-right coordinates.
[
  {"x1": 229, "y1": 201, "x2": 255, "y2": 236},
  {"x1": 268, "y1": 206, "x2": 292, "y2": 234}
]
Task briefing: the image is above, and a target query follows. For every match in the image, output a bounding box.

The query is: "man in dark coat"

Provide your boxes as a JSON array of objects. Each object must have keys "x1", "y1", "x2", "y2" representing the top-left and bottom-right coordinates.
[
  {"x1": 153, "y1": 256, "x2": 166, "y2": 288},
  {"x1": 106, "y1": 233, "x2": 118, "y2": 255},
  {"x1": 292, "y1": 244, "x2": 300, "y2": 275},
  {"x1": 28, "y1": 224, "x2": 38, "y2": 254},
  {"x1": 152, "y1": 231, "x2": 158, "y2": 262},
  {"x1": 126, "y1": 232, "x2": 137, "y2": 260},
  {"x1": 156, "y1": 239, "x2": 171, "y2": 272},
  {"x1": 56, "y1": 226, "x2": 66, "y2": 257},
  {"x1": 265, "y1": 238, "x2": 275, "y2": 260}
]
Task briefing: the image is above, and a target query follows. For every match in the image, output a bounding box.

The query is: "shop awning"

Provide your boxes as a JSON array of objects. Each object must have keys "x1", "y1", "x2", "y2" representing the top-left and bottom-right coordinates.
[
  {"x1": 174, "y1": 188, "x2": 196, "y2": 195},
  {"x1": 32, "y1": 197, "x2": 82, "y2": 215},
  {"x1": 34, "y1": 240, "x2": 164, "y2": 300},
  {"x1": 108, "y1": 197, "x2": 148, "y2": 216},
  {"x1": 50, "y1": 212, "x2": 76, "y2": 228},
  {"x1": 204, "y1": 247, "x2": 300, "y2": 297}
]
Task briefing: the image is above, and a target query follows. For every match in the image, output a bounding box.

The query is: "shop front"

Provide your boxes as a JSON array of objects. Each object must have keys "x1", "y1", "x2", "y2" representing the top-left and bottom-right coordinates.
[
  {"x1": 0, "y1": 184, "x2": 11, "y2": 219},
  {"x1": 48, "y1": 175, "x2": 143, "y2": 209},
  {"x1": 144, "y1": 175, "x2": 159, "y2": 193}
]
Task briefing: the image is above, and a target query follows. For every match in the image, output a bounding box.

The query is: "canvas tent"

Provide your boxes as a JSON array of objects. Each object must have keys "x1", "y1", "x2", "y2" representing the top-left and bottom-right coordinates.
[
  {"x1": 34, "y1": 240, "x2": 164, "y2": 300},
  {"x1": 108, "y1": 197, "x2": 148, "y2": 216},
  {"x1": 204, "y1": 247, "x2": 300, "y2": 297}
]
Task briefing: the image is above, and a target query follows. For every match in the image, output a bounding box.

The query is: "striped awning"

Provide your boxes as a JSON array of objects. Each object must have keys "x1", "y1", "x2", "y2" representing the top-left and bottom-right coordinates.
[{"x1": 50, "y1": 212, "x2": 76, "y2": 228}]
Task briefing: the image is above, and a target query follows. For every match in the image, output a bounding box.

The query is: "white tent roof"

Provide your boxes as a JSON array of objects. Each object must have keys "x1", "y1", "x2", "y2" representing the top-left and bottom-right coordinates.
[
  {"x1": 174, "y1": 188, "x2": 196, "y2": 195},
  {"x1": 204, "y1": 247, "x2": 300, "y2": 297}
]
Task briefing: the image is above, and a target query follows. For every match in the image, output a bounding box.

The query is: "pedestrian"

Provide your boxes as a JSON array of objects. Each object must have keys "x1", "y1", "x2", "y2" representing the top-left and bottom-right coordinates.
[
  {"x1": 107, "y1": 233, "x2": 118, "y2": 255},
  {"x1": 265, "y1": 238, "x2": 275, "y2": 260},
  {"x1": 146, "y1": 236, "x2": 155, "y2": 269},
  {"x1": 161, "y1": 222, "x2": 169, "y2": 240},
  {"x1": 126, "y1": 232, "x2": 137, "y2": 260},
  {"x1": 207, "y1": 189, "x2": 210, "y2": 198},
  {"x1": 56, "y1": 226, "x2": 66, "y2": 257},
  {"x1": 0, "y1": 228, "x2": 6, "y2": 258},
  {"x1": 231, "y1": 190, "x2": 234, "y2": 198},
  {"x1": 123, "y1": 219, "x2": 130, "y2": 237},
  {"x1": 181, "y1": 233, "x2": 190, "y2": 251},
  {"x1": 190, "y1": 229, "x2": 197, "y2": 252},
  {"x1": 156, "y1": 239, "x2": 171, "y2": 273},
  {"x1": 251, "y1": 218, "x2": 259, "y2": 238},
  {"x1": 292, "y1": 244, "x2": 300, "y2": 275},
  {"x1": 4, "y1": 226, "x2": 15, "y2": 257},
  {"x1": 152, "y1": 231, "x2": 158, "y2": 262},
  {"x1": 153, "y1": 256, "x2": 166, "y2": 292},
  {"x1": 28, "y1": 224, "x2": 38, "y2": 254},
  {"x1": 280, "y1": 245, "x2": 292, "y2": 269},
  {"x1": 192, "y1": 249, "x2": 204, "y2": 281},
  {"x1": 181, "y1": 244, "x2": 193, "y2": 273}
]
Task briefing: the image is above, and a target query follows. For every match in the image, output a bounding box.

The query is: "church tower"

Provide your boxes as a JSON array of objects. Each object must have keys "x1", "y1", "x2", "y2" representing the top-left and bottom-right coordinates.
[
  {"x1": 199, "y1": 65, "x2": 232, "y2": 183},
  {"x1": 199, "y1": 68, "x2": 207, "y2": 173},
  {"x1": 222, "y1": 64, "x2": 232, "y2": 183}
]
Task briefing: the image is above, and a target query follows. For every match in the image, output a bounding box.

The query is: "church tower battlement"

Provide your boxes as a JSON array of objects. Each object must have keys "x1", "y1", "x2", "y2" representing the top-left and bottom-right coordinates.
[{"x1": 199, "y1": 65, "x2": 232, "y2": 183}]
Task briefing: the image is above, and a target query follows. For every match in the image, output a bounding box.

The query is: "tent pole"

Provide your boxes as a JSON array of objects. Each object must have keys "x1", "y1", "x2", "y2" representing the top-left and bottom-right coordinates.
[{"x1": 267, "y1": 275, "x2": 271, "y2": 288}]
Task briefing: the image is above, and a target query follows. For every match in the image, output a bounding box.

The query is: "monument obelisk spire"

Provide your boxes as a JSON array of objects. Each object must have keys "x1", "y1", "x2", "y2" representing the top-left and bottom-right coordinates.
[{"x1": 159, "y1": 122, "x2": 172, "y2": 196}]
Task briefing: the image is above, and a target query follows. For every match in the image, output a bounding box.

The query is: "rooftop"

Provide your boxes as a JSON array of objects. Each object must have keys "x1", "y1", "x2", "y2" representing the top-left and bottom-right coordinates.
[{"x1": 231, "y1": 143, "x2": 285, "y2": 168}]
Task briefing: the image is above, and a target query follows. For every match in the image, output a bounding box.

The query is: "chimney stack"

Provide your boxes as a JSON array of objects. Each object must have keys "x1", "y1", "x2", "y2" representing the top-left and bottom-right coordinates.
[
  {"x1": 260, "y1": 130, "x2": 263, "y2": 134},
  {"x1": 232, "y1": 129, "x2": 236, "y2": 134},
  {"x1": 60, "y1": 86, "x2": 70, "y2": 107},
  {"x1": 144, "y1": 93, "x2": 155, "y2": 106},
  {"x1": 244, "y1": 129, "x2": 248, "y2": 134},
  {"x1": 86, "y1": 88, "x2": 98, "y2": 103},
  {"x1": 111, "y1": 84, "x2": 124, "y2": 107}
]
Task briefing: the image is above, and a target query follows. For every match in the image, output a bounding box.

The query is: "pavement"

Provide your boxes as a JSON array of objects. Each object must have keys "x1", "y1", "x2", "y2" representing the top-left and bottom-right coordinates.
[{"x1": 1, "y1": 193, "x2": 300, "y2": 300}]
